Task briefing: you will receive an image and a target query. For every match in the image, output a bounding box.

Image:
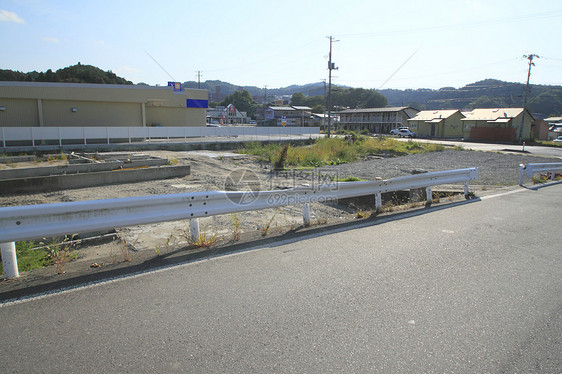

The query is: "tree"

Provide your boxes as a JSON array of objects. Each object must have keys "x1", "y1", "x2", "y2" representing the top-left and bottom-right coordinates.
[
  {"x1": 311, "y1": 104, "x2": 324, "y2": 114},
  {"x1": 332, "y1": 87, "x2": 387, "y2": 109},
  {"x1": 471, "y1": 96, "x2": 505, "y2": 109},
  {"x1": 220, "y1": 90, "x2": 259, "y2": 118},
  {"x1": 290, "y1": 92, "x2": 306, "y2": 106}
]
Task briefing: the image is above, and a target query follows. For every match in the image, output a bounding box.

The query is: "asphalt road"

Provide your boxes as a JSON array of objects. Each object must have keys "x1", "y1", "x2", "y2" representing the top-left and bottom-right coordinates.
[{"x1": 1, "y1": 184, "x2": 560, "y2": 373}]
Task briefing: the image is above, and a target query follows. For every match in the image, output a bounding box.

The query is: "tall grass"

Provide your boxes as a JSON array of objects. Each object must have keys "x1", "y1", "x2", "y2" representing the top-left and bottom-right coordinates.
[{"x1": 239, "y1": 137, "x2": 446, "y2": 168}]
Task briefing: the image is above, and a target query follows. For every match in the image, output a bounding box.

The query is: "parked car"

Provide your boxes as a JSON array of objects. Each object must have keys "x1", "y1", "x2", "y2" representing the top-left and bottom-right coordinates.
[
  {"x1": 206, "y1": 123, "x2": 221, "y2": 127},
  {"x1": 553, "y1": 136, "x2": 562, "y2": 142},
  {"x1": 390, "y1": 127, "x2": 409, "y2": 135},
  {"x1": 397, "y1": 128, "x2": 416, "y2": 138}
]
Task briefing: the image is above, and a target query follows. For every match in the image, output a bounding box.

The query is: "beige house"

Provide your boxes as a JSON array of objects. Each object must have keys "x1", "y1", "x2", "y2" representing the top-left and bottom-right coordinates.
[
  {"x1": 0, "y1": 82, "x2": 208, "y2": 128},
  {"x1": 338, "y1": 107, "x2": 419, "y2": 133},
  {"x1": 407, "y1": 110, "x2": 465, "y2": 138},
  {"x1": 461, "y1": 108, "x2": 533, "y2": 141}
]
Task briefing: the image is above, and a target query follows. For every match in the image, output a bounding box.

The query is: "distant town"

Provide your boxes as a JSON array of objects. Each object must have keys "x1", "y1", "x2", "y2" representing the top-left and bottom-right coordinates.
[{"x1": 1, "y1": 64, "x2": 562, "y2": 142}]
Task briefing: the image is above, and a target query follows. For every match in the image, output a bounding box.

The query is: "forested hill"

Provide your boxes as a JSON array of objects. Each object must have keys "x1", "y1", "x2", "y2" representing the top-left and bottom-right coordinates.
[
  {"x1": 0, "y1": 64, "x2": 132, "y2": 85},
  {"x1": 379, "y1": 79, "x2": 562, "y2": 117}
]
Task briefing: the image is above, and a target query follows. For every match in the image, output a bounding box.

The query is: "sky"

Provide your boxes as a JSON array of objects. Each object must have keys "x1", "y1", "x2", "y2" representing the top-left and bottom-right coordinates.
[{"x1": 1, "y1": 0, "x2": 562, "y2": 90}]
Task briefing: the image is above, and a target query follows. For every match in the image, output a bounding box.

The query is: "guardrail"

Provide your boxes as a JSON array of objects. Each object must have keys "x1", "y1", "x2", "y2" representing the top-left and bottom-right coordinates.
[
  {"x1": 518, "y1": 162, "x2": 562, "y2": 186},
  {"x1": 0, "y1": 126, "x2": 320, "y2": 148},
  {"x1": 0, "y1": 167, "x2": 478, "y2": 279}
]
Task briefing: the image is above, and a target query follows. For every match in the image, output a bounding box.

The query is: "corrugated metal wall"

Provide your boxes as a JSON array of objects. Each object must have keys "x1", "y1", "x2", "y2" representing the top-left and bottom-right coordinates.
[{"x1": 0, "y1": 99, "x2": 39, "y2": 126}]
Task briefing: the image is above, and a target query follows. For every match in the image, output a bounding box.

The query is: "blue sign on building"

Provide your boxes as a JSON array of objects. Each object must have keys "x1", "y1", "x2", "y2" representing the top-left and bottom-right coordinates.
[{"x1": 186, "y1": 99, "x2": 209, "y2": 108}]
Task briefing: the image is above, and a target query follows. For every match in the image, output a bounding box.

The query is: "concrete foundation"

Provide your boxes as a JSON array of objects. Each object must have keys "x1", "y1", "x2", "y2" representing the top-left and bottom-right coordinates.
[
  {"x1": 0, "y1": 165, "x2": 191, "y2": 195},
  {"x1": 0, "y1": 158, "x2": 168, "y2": 180}
]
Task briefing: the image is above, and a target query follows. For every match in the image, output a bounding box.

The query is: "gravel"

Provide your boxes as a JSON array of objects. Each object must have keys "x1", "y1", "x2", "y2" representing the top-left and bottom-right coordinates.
[{"x1": 320, "y1": 149, "x2": 561, "y2": 186}]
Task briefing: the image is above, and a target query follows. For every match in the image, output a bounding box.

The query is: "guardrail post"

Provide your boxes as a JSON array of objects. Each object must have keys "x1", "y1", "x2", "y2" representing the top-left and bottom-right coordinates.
[
  {"x1": 550, "y1": 170, "x2": 555, "y2": 181},
  {"x1": 375, "y1": 193, "x2": 382, "y2": 211},
  {"x1": 519, "y1": 164, "x2": 525, "y2": 186},
  {"x1": 1, "y1": 242, "x2": 19, "y2": 279},
  {"x1": 426, "y1": 186, "x2": 433, "y2": 205},
  {"x1": 302, "y1": 203, "x2": 311, "y2": 226},
  {"x1": 189, "y1": 219, "x2": 200, "y2": 242},
  {"x1": 464, "y1": 182, "x2": 470, "y2": 198}
]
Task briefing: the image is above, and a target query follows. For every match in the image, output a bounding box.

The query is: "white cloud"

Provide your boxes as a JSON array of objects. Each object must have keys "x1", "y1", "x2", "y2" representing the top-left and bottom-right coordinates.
[
  {"x1": 0, "y1": 9, "x2": 25, "y2": 24},
  {"x1": 92, "y1": 40, "x2": 105, "y2": 46},
  {"x1": 42, "y1": 37, "x2": 60, "y2": 44}
]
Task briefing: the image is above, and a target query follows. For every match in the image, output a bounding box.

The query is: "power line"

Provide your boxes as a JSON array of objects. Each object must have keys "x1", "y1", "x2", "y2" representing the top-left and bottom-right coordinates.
[
  {"x1": 144, "y1": 50, "x2": 176, "y2": 82},
  {"x1": 378, "y1": 49, "x2": 418, "y2": 89}
]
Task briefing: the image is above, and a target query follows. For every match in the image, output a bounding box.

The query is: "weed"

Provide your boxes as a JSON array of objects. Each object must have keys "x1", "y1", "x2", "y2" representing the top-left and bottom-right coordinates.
[
  {"x1": 315, "y1": 217, "x2": 328, "y2": 225},
  {"x1": 188, "y1": 232, "x2": 219, "y2": 248},
  {"x1": 274, "y1": 143, "x2": 290, "y2": 171},
  {"x1": 231, "y1": 213, "x2": 241, "y2": 241},
  {"x1": 109, "y1": 240, "x2": 118, "y2": 263},
  {"x1": 261, "y1": 211, "x2": 279, "y2": 236},
  {"x1": 355, "y1": 210, "x2": 371, "y2": 219},
  {"x1": 167, "y1": 156, "x2": 179, "y2": 165},
  {"x1": 332, "y1": 176, "x2": 365, "y2": 182},
  {"x1": 239, "y1": 137, "x2": 446, "y2": 169},
  {"x1": 41, "y1": 234, "x2": 79, "y2": 274},
  {"x1": 119, "y1": 239, "x2": 133, "y2": 262},
  {"x1": 0, "y1": 241, "x2": 49, "y2": 274}
]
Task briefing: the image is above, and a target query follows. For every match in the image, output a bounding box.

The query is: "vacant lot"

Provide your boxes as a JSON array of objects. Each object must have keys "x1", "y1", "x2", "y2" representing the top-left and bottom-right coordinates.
[{"x1": 1, "y1": 146, "x2": 560, "y2": 283}]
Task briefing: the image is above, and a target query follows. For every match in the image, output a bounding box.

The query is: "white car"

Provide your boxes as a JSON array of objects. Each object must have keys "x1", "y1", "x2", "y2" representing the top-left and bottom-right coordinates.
[
  {"x1": 397, "y1": 128, "x2": 416, "y2": 138},
  {"x1": 553, "y1": 136, "x2": 562, "y2": 142},
  {"x1": 390, "y1": 127, "x2": 409, "y2": 135}
]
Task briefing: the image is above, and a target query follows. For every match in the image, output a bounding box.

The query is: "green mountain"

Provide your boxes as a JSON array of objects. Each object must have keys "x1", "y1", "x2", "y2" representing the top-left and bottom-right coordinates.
[{"x1": 0, "y1": 63, "x2": 133, "y2": 85}]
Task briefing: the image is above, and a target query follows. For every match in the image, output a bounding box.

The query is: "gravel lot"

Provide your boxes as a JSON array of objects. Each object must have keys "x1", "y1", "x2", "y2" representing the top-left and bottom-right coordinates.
[{"x1": 321, "y1": 149, "x2": 561, "y2": 186}]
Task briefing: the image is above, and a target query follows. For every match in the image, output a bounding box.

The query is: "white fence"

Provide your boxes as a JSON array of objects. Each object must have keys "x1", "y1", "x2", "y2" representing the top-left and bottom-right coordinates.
[
  {"x1": 0, "y1": 126, "x2": 320, "y2": 147},
  {"x1": 0, "y1": 167, "x2": 478, "y2": 279},
  {"x1": 518, "y1": 162, "x2": 562, "y2": 185}
]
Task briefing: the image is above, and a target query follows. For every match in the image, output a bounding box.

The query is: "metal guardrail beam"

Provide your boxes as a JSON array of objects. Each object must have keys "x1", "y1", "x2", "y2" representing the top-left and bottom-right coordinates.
[
  {"x1": 0, "y1": 167, "x2": 477, "y2": 279},
  {"x1": 519, "y1": 162, "x2": 562, "y2": 185},
  {"x1": 0, "y1": 168, "x2": 478, "y2": 244}
]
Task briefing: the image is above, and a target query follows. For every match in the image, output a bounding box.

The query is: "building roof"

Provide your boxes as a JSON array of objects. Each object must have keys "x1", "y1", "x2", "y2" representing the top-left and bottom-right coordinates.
[
  {"x1": 461, "y1": 108, "x2": 528, "y2": 121},
  {"x1": 408, "y1": 109, "x2": 461, "y2": 122},
  {"x1": 292, "y1": 106, "x2": 312, "y2": 110},
  {"x1": 545, "y1": 117, "x2": 562, "y2": 123},
  {"x1": 0, "y1": 80, "x2": 208, "y2": 103},
  {"x1": 338, "y1": 106, "x2": 413, "y2": 114},
  {"x1": 268, "y1": 106, "x2": 295, "y2": 111}
]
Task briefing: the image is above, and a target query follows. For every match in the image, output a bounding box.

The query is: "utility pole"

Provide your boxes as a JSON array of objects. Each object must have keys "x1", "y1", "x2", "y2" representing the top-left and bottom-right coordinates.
[
  {"x1": 518, "y1": 54, "x2": 539, "y2": 142},
  {"x1": 263, "y1": 85, "x2": 268, "y2": 126},
  {"x1": 196, "y1": 71, "x2": 202, "y2": 89},
  {"x1": 326, "y1": 36, "x2": 339, "y2": 138}
]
